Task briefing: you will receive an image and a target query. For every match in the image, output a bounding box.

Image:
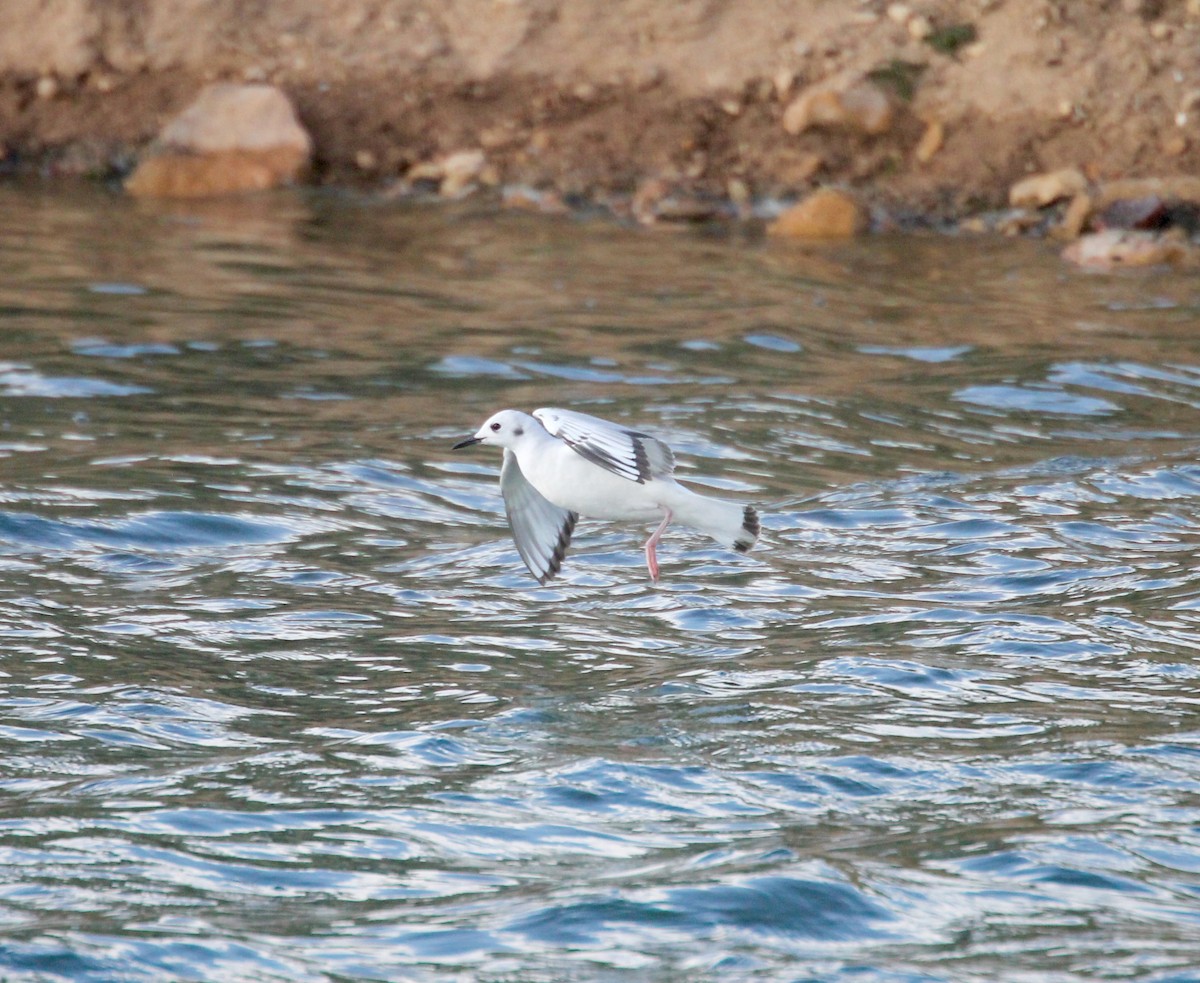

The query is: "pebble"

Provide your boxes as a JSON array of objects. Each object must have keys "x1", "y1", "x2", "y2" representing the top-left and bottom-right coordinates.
[
  {"x1": 908, "y1": 15, "x2": 933, "y2": 40},
  {"x1": 914, "y1": 119, "x2": 944, "y2": 163},
  {"x1": 126, "y1": 83, "x2": 312, "y2": 198},
  {"x1": 767, "y1": 188, "x2": 867, "y2": 238}
]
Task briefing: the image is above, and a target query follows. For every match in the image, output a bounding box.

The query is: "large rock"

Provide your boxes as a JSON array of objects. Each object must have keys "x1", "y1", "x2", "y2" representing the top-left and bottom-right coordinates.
[
  {"x1": 768, "y1": 188, "x2": 867, "y2": 239},
  {"x1": 126, "y1": 83, "x2": 312, "y2": 198},
  {"x1": 782, "y1": 79, "x2": 894, "y2": 137}
]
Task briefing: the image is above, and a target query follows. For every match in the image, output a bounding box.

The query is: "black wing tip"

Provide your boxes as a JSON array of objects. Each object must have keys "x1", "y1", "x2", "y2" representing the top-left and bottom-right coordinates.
[
  {"x1": 733, "y1": 506, "x2": 760, "y2": 553},
  {"x1": 536, "y1": 511, "x2": 579, "y2": 585}
]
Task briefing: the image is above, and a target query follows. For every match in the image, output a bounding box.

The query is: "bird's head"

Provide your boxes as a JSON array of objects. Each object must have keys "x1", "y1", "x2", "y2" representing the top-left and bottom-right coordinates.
[{"x1": 452, "y1": 409, "x2": 535, "y2": 451}]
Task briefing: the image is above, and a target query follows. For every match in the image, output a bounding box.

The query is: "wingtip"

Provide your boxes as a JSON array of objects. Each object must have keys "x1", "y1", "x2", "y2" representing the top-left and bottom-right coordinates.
[
  {"x1": 733, "y1": 505, "x2": 760, "y2": 553},
  {"x1": 532, "y1": 511, "x2": 579, "y2": 585}
]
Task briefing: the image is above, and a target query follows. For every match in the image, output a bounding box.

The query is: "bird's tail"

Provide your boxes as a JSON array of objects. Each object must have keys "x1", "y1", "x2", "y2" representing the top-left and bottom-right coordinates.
[{"x1": 664, "y1": 485, "x2": 760, "y2": 553}]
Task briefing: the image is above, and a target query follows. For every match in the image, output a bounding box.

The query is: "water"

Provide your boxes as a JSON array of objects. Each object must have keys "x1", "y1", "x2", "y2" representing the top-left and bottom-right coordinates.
[{"x1": 1, "y1": 183, "x2": 1199, "y2": 982}]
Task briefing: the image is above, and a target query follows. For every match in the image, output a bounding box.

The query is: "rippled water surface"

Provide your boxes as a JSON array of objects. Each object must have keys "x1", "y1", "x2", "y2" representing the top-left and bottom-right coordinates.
[{"x1": 2, "y1": 183, "x2": 1200, "y2": 981}]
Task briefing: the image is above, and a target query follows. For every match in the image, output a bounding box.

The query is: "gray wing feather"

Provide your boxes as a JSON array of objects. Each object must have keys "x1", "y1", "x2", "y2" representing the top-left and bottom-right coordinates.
[
  {"x1": 500, "y1": 449, "x2": 577, "y2": 585},
  {"x1": 534, "y1": 407, "x2": 675, "y2": 484}
]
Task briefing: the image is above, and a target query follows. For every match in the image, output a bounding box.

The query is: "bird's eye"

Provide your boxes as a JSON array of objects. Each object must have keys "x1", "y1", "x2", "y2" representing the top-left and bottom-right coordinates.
[{"x1": 490, "y1": 422, "x2": 502, "y2": 432}]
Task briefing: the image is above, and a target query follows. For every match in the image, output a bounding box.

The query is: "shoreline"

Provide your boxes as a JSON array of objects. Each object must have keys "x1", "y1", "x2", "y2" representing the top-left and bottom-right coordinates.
[{"x1": 2, "y1": 1, "x2": 1198, "y2": 242}]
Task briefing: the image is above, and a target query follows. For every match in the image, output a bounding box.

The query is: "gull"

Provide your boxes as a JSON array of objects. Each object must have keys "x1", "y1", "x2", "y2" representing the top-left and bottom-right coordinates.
[{"x1": 453, "y1": 407, "x2": 759, "y2": 584}]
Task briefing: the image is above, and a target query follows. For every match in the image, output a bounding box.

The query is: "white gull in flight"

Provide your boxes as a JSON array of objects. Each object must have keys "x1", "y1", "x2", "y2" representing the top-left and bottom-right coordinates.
[{"x1": 453, "y1": 407, "x2": 760, "y2": 584}]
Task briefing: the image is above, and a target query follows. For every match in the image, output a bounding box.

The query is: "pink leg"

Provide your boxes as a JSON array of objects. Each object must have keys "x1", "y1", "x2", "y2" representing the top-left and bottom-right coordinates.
[{"x1": 644, "y1": 509, "x2": 673, "y2": 583}]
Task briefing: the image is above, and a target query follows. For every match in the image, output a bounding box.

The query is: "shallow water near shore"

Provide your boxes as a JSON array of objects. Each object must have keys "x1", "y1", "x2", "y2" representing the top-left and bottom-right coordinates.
[{"x1": 1, "y1": 183, "x2": 1200, "y2": 982}]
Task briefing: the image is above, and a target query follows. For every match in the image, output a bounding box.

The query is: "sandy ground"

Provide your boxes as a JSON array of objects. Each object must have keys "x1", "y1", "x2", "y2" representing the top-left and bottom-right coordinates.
[{"x1": 1, "y1": 1, "x2": 1198, "y2": 221}]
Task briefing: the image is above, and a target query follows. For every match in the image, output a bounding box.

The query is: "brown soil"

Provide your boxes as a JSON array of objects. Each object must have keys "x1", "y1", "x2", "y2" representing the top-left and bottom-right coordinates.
[{"x1": 1, "y1": 0, "x2": 1197, "y2": 221}]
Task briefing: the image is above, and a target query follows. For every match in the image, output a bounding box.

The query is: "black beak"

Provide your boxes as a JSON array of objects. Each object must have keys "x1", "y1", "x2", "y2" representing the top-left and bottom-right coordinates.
[{"x1": 452, "y1": 435, "x2": 482, "y2": 450}]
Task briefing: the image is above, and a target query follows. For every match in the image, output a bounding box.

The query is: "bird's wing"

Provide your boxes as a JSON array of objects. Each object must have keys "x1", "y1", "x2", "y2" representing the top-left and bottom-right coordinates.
[
  {"x1": 534, "y1": 407, "x2": 675, "y2": 484},
  {"x1": 500, "y1": 449, "x2": 578, "y2": 585}
]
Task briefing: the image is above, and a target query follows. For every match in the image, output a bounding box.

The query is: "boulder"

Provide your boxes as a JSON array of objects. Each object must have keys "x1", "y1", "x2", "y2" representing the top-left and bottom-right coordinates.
[
  {"x1": 768, "y1": 188, "x2": 867, "y2": 239},
  {"x1": 126, "y1": 83, "x2": 312, "y2": 198}
]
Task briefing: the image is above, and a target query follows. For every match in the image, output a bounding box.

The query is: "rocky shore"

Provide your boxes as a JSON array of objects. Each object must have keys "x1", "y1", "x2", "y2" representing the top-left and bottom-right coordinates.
[{"x1": 3, "y1": 0, "x2": 1199, "y2": 259}]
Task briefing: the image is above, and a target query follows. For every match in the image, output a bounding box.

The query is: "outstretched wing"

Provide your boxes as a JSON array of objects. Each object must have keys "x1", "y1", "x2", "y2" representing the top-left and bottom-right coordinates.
[
  {"x1": 534, "y1": 407, "x2": 674, "y2": 485},
  {"x1": 500, "y1": 449, "x2": 578, "y2": 585}
]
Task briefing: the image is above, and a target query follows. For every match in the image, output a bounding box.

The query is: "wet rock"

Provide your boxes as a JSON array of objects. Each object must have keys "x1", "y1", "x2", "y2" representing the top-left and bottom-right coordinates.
[
  {"x1": 782, "y1": 78, "x2": 894, "y2": 137},
  {"x1": 1009, "y1": 167, "x2": 1087, "y2": 208},
  {"x1": 632, "y1": 179, "x2": 724, "y2": 225},
  {"x1": 768, "y1": 188, "x2": 867, "y2": 239},
  {"x1": 502, "y1": 186, "x2": 568, "y2": 214},
  {"x1": 126, "y1": 83, "x2": 311, "y2": 198},
  {"x1": 1061, "y1": 229, "x2": 1190, "y2": 269}
]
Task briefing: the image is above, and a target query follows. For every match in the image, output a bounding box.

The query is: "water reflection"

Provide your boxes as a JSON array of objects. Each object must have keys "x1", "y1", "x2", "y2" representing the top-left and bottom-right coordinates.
[{"x1": 0, "y1": 183, "x2": 1198, "y2": 981}]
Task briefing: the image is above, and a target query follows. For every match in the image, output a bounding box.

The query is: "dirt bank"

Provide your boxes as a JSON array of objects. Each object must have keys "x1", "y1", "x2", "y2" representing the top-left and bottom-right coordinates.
[{"x1": 2, "y1": 0, "x2": 1198, "y2": 222}]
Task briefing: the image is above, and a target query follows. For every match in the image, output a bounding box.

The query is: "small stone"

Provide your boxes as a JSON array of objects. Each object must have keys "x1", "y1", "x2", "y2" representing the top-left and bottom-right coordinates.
[
  {"x1": 354, "y1": 149, "x2": 377, "y2": 171},
  {"x1": 1150, "y1": 22, "x2": 1172, "y2": 40},
  {"x1": 783, "y1": 79, "x2": 894, "y2": 136},
  {"x1": 1164, "y1": 134, "x2": 1189, "y2": 156},
  {"x1": 631, "y1": 178, "x2": 669, "y2": 224},
  {"x1": 1009, "y1": 167, "x2": 1088, "y2": 208},
  {"x1": 768, "y1": 188, "x2": 867, "y2": 239},
  {"x1": 887, "y1": 3, "x2": 911, "y2": 24},
  {"x1": 773, "y1": 68, "x2": 795, "y2": 99},
  {"x1": 721, "y1": 98, "x2": 742, "y2": 116},
  {"x1": 1062, "y1": 229, "x2": 1190, "y2": 269},
  {"x1": 126, "y1": 83, "x2": 312, "y2": 198},
  {"x1": 908, "y1": 15, "x2": 933, "y2": 40},
  {"x1": 727, "y1": 177, "x2": 751, "y2": 207},
  {"x1": 35, "y1": 75, "x2": 58, "y2": 100},
  {"x1": 914, "y1": 119, "x2": 944, "y2": 163}
]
